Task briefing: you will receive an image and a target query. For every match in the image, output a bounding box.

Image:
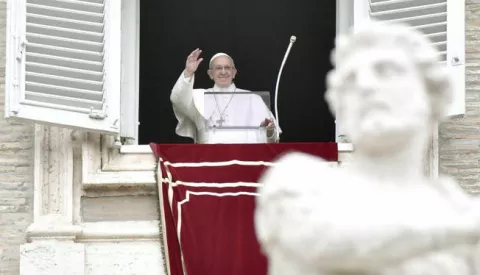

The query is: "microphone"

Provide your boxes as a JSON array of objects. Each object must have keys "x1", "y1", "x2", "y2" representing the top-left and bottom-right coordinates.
[{"x1": 274, "y1": 35, "x2": 297, "y2": 139}]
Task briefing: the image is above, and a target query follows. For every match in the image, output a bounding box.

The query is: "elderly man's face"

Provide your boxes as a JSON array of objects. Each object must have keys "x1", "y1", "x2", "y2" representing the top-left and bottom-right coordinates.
[
  {"x1": 208, "y1": 56, "x2": 237, "y2": 88},
  {"x1": 335, "y1": 47, "x2": 430, "y2": 150}
]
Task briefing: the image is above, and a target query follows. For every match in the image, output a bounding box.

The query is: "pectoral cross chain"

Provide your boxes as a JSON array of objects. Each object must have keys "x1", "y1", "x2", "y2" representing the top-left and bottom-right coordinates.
[
  {"x1": 212, "y1": 89, "x2": 236, "y2": 127},
  {"x1": 216, "y1": 116, "x2": 226, "y2": 126}
]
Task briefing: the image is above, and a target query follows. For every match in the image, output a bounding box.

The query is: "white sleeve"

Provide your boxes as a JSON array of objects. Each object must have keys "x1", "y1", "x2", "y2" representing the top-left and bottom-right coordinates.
[
  {"x1": 182, "y1": 72, "x2": 193, "y2": 84},
  {"x1": 170, "y1": 71, "x2": 199, "y2": 140},
  {"x1": 170, "y1": 71, "x2": 194, "y2": 106}
]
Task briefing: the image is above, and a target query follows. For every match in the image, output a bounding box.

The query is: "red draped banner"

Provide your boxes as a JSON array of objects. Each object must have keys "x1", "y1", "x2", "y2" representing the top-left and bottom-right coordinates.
[{"x1": 150, "y1": 142, "x2": 338, "y2": 275}]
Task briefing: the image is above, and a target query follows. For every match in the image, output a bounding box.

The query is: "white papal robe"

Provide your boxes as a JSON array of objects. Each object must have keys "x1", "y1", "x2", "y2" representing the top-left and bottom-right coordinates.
[{"x1": 170, "y1": 72, "x2": 281, "y2": 144}]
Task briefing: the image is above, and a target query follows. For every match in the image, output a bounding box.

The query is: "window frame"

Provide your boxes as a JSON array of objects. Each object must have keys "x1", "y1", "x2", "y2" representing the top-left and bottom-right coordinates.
[
  {"x1": 118, "y1": 0, "x2": 465, "y2": 149},
  {"x1": 121, "y1": 0, "x2": 352, "y2": 147},
  {"x1": 446, "y1": 0, "x2": 466, "y2": 116},
  {"x1": 119, "y1": 0, "x2": 140, "y2": 143}
]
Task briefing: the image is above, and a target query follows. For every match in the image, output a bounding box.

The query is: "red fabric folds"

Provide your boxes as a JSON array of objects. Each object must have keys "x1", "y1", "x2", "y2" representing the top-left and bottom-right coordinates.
[{"x1": 150, "y1": 142, "x2": 338, "y2": 275}]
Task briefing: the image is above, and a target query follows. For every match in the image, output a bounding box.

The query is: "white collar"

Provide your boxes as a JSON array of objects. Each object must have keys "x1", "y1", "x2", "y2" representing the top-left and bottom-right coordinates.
[{"x1": 211, "y1": 83, "x2": 236, "y2": 92}]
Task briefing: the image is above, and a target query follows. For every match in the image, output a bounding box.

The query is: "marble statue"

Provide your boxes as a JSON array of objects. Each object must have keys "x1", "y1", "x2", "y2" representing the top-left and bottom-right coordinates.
[{"x1": 254, "y1": 21, "x2": 480, "y2": 275}]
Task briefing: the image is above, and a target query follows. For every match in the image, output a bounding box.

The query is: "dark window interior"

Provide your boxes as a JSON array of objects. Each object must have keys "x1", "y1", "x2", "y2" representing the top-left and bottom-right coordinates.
[{"x1": 139, "y1": 0, "x2": 336, "y2": 144}]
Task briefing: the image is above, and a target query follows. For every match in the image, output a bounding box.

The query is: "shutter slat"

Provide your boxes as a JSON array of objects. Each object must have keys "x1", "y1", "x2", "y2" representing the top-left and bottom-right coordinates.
[
  {"x1": 27, "y1": 33, "x2": 103, "y2": 52},
  {"x1": 432, "y1": 41, "x2": 447, "y2": 52},
  {"x1": 438, "y1": 51, "x2": 447, "y2": 61},
  {"x1": 371, "y1": 3, "x2": 446, "y2": 20},
  {"x1": 26, "y1": 53, "x2": 103, "y2": 72},
  {"x1": 27, "y1": 0, "x2": 104, "y2": 14},
  {"x1": 27, "y1": 23, "x2": 103, "y2": 43},
  {"x1": 367, "y1": 0, "x2": 447, "y2": 61},
  {"x1": 26, "y1": 81, "x2": 103, "y2": 101},
  {"x1": 27, "y1": 13, "x2": 103, "y2": 33},
  {"x1": 26, "y1": 62, "x2": 103, "y2": 82},
  {"x1": 21, "y1": 100, "x2": 91, "y2": 114},
  {"x1": 376, "y1": 12, "x2": 447, "y2": 28},
  {"x1": 27, "y1": 3, "x2": 104, "y2": 23},
  {"x1": 26, "y1": 72, "x2": 103, "y2": 91},
  {"x1": 24, "y1": 91, "x2": 103, "y2": 110},
  {"x1": 370, "y1": 0, "x2": 445, "y2": 13},
  {"x1": 81, "y1": 0, "x2": 104, "y2": 4},
  {"x1": 27, "y1": 43, "x2": 103, "y2": 63},
  {"x1": 416, "y1": 21, "x2": 447, "y2": 35},
  {"x1": 425, "y1": 31, "x2": 447, "y2": 43}
]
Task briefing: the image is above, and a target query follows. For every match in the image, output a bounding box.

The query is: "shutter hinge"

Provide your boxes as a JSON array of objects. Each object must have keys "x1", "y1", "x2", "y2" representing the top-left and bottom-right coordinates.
[
  {"x1": 89, "y1": 107, "x2": 107, "y2": 120},
  {"x1": 16, "y1": 39, "x2": 27, "y2": 62},
  {"x1": 110, "y1": 118, "x2": 119, "y2": 130},
  {"x1": 451, "y1": 56, "x2": 464, "y2": 66}
]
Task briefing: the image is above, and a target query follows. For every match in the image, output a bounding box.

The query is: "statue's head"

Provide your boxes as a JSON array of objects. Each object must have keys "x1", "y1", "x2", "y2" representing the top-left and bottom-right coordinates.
[{"x1": 325, "y1": 21, "x2": 452, "y2": 153}]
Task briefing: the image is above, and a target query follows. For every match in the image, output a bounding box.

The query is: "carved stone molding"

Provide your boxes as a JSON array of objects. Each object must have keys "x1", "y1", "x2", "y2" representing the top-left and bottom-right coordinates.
[
  {"x1": 28, "y1": 125, "x2": 79, "y2": 239},
  {"x1": 78, "y1": 221, "x2": 160, "y2": 242},
  {"x1": 20, "y1": 125, "x2": 85, "y2": 275},
  {"x1": 81, "y1": 133, "x2": 156, "y2": 189}
]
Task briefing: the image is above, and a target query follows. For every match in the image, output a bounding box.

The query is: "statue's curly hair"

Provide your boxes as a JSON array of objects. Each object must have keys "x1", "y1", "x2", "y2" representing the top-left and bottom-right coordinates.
[{"x1": 325, "y1": 20, "x2": 453, "y2": 122}]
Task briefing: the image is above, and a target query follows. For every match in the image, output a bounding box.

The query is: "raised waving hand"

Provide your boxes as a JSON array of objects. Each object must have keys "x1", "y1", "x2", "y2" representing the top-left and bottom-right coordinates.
[{"x1": 184, "y1": 48, "x2": 204, "y2": 78}]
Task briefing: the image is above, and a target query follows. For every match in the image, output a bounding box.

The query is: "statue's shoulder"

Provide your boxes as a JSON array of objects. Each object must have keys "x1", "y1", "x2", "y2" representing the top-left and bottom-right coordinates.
[
  {"x1": 255, "y1": 151, "x2": 340, "y2": 260},
  {"x1": 258, "y1": 151, "x2": 339, "y2": 198},
  {"x1": 433, "y1": 175, "x2": 474, "y2": 207},
  {"x1": 264, "y1": 150, "x2": 335, "y2": 174}
]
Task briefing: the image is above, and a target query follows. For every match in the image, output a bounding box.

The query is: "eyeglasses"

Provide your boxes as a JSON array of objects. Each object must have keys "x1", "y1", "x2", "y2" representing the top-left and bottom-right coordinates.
[{"x1": 211, "y1": 66, "x2": 234, "y2": 72}]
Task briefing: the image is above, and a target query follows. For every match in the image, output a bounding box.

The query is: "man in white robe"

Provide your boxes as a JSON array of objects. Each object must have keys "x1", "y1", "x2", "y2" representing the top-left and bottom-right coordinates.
[{"x1": 170, "y1": 48, "x2": 281, "y2": 144}]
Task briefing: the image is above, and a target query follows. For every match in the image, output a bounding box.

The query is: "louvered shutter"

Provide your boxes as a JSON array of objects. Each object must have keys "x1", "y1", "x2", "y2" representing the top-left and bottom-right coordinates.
[
  {"x1": 5, "y1": 0, "x2": 121, "y2": 134},
  {"x1": 354, "y1": 0, "x2": 465, "y2": 116}
]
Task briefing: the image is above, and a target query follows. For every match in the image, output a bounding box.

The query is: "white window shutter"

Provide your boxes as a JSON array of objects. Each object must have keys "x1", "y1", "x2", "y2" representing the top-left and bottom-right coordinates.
[
  {"x1": 5, "y1": 0, "x2": 122, "y2": 134},
  {"x1": 355, "y1": 0, "x2": 465, "y2": 116}
]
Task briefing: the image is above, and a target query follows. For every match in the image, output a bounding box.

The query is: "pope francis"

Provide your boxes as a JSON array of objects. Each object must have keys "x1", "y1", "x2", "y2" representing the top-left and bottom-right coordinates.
[{"x1": 170, "y1": 48, "x2": 281, "y2": 144}]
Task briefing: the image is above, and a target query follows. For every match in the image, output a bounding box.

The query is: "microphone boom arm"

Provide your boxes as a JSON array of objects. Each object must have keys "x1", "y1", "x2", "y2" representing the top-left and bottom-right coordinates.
[{"x1": 274, "y1": 35, "x2": 296, "y2": 140}]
